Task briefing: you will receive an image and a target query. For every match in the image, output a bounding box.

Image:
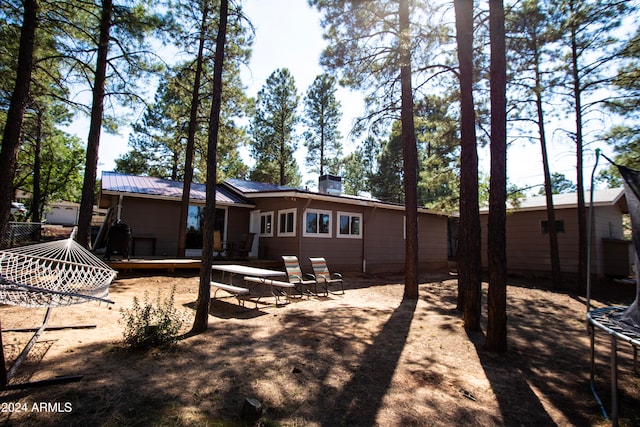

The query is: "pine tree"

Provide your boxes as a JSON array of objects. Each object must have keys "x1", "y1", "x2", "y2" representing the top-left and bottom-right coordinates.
[
  {"x1": 250, "y1": 68, "x2": 301, "y2": 187},
  {"x1": 551, "y1": 0, "x2": 633, "y2": 290},
  {"x1": 311, "y1": 0, "x2": 430, "y2": 296},
  {"x1": 454, "y1": 0, "x2": 481, "y2": 330},
  {"x1": 371, "y1": 124, "x2": 404, "y2": 204},
  {"x1": 486, "y1": 0, "x2": 508, "y2": 354},
  {"x1": 603, "y1": 29, "x2": 640, "y2": 172},
  {"x1": 303, "y1": 74, "x2": 342, "y2": 176},
  {"x1": 507, "y1": 0, "x2": 563, "y2": 289},
  {"x1": 191, "y1": 0, "x2": 229, "y2": 335},
  {"x1": 0, "y1": 0, "x2": 37, "y2": 246}
]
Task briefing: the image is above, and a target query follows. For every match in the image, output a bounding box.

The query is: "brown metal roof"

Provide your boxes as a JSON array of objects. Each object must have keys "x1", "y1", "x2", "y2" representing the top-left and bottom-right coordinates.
[{"x1": 101, "y1": 172, "x2": 252, "y2": 206}]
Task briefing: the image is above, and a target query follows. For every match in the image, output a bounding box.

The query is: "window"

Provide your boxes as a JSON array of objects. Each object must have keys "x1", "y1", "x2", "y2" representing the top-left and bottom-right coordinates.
[
  {"x1": 278, "y1": 208, "x2": 296, "y2": 237},
  {"x1": 260, "y1": 211, "x2": 274, "y2": 237},
  {"x1": 186, "y1": 206, "x2": 226, "y2": 249},
  {"x1": 337, "y1": 212, "x2": 362, "y2": 239},
  {"x1": 541, "y1": 220, "x2": 565, "y2": 234},
  {"x1": 303, "y1": 209, "x2": 332, "y2": 237}
]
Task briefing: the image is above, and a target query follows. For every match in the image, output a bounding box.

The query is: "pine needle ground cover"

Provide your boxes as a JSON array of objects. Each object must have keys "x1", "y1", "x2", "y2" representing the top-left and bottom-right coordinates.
[{"x1": 0, "y1": 272, "x2": 638, "y2": 426}]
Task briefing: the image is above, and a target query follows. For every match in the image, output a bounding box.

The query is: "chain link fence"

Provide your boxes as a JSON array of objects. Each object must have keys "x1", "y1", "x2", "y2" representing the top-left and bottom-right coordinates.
[{"x1": 1, "y1": 222, "x2": 43, "y2": 248}]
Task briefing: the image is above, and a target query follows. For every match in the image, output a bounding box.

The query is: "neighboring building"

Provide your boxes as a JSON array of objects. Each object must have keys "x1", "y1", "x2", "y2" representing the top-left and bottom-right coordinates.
[
  {"x1": 98, "y1": 171, "x2": 450, "y2": 274},
  {"x1": 42, "y1": 202, "x2": 106, "y2": 227},
  {"x1": 44, "y1": 201, "x2": 80, "y2": 226},
  {"x1": 479, "y1": 188, "x2": 631, "y2": 280}
]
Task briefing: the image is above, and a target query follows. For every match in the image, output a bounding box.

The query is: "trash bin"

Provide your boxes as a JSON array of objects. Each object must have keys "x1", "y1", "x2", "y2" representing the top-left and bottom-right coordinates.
[{"x1": 106, "y1": 221, "x2": 131, "y2": 260}]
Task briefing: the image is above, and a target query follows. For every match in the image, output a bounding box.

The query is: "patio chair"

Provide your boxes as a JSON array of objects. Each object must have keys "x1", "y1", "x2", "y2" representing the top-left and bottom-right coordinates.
[
  {"x1": 229, "y1": 233, "x2": 255, "y2": 260},
  {"x1": 213, "y1": 230, "x2": 226, "y2": 259},
  {"x1": 282, "y1": 256, "x2": 317, "y2": 296},
  {"x1": 309, "y1": 257, "x2": 344, "y2": 295}
]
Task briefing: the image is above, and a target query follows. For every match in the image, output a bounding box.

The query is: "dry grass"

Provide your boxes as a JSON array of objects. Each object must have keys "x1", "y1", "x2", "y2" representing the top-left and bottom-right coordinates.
[{"x1": 0, "y1": 271, "x2": 638, "y2": 426}]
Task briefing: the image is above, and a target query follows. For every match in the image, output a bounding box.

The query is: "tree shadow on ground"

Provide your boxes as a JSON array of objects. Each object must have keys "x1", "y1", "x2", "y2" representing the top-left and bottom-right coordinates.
[
  {"x1": 421, "y1": 279, "x2": 622, "y2": 426},
  {"x1": 314, "y1": 297, "x2": 417, "y2": 426},
  {"x1": 0, "y1": 292, "x2": 419, "y2": 425},
  {"x1": 1, "y1": 275, "x2": 637, "y2": 426}
]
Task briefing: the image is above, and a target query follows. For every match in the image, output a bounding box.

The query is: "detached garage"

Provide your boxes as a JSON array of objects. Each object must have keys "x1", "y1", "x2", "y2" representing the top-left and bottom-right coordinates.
[{"x1": 45, "y1": 201, "x2": 80, "y2": 226}]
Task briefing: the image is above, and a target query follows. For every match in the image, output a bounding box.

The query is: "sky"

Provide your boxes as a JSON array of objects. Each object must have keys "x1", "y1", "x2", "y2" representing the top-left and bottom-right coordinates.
[{"x1": 67, "y1": 0, "x2": 614, "y2": 194}]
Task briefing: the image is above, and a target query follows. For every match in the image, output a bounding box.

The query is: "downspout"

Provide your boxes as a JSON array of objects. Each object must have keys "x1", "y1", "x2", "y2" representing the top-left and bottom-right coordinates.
[
  {"x1": 117, "y1": 194, "x2": 123, "y2": 222},
  {"x1": 362, "y1": 205, "x2": 377, "y2": 273}
]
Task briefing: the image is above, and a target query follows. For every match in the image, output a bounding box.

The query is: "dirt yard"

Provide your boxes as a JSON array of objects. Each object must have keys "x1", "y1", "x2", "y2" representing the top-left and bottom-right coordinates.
[{"x1": 0, "y1": 270, "x2": 638, "y2": 426}]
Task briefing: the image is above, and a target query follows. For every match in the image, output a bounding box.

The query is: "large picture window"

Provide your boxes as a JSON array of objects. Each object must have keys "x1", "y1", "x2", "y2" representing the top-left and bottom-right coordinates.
[
  {"x1": 260, "y1": 211, "x2": 274, "y2": 237},
  {"x1": 278, "y1": 208, "x2": 296, "y2": 237},
  {"x1": 186, "y1": 206, "x2": 226, "y2": 250},
  {"x1": 303, "y1": 209, "x2": 332, "y2": 237},
  {"x1": 337, "y1": 212, "x2": 362, "y2": 239}
]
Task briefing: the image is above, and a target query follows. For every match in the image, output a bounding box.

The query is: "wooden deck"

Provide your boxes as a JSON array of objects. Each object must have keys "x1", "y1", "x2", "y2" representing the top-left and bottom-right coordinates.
[{"x1": 105, "y1": 257, "x2": 282, "y2": 272}]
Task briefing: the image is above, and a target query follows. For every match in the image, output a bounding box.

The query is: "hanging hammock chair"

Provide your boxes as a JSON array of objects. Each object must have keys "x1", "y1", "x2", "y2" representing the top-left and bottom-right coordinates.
[{"x1": 0, "y1": 229, "x2": 116, "y2": 307}]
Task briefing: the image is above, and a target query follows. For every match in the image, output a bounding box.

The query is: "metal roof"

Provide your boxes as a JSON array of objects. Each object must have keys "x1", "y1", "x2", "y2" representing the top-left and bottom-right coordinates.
[
  {"x1": 480, "y1": 187, "x2": 626, "y2": 213},
  {"x1": 101, "y1": 172, "x2": 252, "y2": 206},
  {"x1": 101, "y1": 173, "x2": 446, "y2": 216},
  {"x1": 224, "y1": 178, "x2": 298, "y2": 193},
  {"x1": 223, "y1": 178, "x2": 446, "y2": 216}
]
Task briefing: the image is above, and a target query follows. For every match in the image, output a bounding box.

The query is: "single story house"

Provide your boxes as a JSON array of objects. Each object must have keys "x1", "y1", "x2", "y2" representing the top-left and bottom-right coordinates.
[
  {"x1": 479, "y1": 188, "x2": 631, "y2": 280},
  {"x1": 98, "y1": 172, "x2": 450, "y2": 274}
]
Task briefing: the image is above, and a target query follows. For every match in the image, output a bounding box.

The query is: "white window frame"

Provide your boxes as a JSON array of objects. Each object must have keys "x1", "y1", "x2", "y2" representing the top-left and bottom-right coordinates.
[
  {"x1": 303, "y1": 209, "x2": 333, "y2": 238},
  {"x1": 259, "y1": 211, "x2": 274, "y2": 237},
  {"x1": 337, "y1": 211, "x2": 363, "y2": 239},
  {"x1": 277, "y1": 208, "x2": 297, "y2": 237}
]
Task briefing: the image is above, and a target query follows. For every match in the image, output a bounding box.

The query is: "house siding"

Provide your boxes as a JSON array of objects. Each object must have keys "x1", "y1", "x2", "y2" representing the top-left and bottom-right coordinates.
[
  {"x1": 99, "y1": 173, "x2": 449, "y2": 275},
  {"x1": 480, "y1": 199, "x2": 628, "y2": 279},
  {"x1": 99, "y1": 195, "x2": 251, "y2": 257},
  {"x1": 481, "y1": 210, "x2": 582, "y2": 275},
  {"x1": 252, "y1": 197, "x2": 448, "y2": 274},
  {"x1": 592, "y1": 205, "x2": 629, "y2": 277},
  {"x1": 116, "y1": 197, "x2": 182, "y2": 256},
  {"x1": 226, "y1": 206, "x2": 250, "y2": 247}
]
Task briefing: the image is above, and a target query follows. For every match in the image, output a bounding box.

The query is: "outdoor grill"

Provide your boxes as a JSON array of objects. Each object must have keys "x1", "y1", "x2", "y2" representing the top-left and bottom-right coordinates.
[{"x1": 106, "y1": 221, "x2": 131, "y2": 260}]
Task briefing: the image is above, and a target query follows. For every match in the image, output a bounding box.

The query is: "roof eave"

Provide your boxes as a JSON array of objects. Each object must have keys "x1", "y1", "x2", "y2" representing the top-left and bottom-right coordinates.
[
  {"x1": 242, "y1": 190, "x2": 447, "y2": 216},
  {"x1": 100, "y1": 190, "x2": 256, "y2": 208}
]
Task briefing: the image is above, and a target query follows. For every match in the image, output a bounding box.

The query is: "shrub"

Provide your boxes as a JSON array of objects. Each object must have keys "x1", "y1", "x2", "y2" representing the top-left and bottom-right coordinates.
[{"x1": 120, "y1": 286, "x2": 187, "y2": 350}]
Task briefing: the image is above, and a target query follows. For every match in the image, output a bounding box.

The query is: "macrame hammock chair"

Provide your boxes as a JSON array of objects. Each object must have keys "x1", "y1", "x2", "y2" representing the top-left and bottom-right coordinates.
[
  {"x1": 0, "y1": 228, "x2": 116, "y2": 389},
  {"x1": 586, "y1": 152, "x2": 640, "y2": 426}
]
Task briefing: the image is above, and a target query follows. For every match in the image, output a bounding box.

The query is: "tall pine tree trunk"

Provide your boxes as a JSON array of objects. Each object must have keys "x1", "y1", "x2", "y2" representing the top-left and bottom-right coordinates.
[
  {"x1": 177, "y1": 4, "x2": 209, "y2": 257},
  {"x1": 569, "y1": 2, "x2": 587, "y2": 292},
  {"x1": 0, "y1": 0, "x2": 38, "y2": 247},
  {"x1": 534, "y1": 52, "x2": 562, "y2": 289},
  {"x1": 191, "y1": 0, "x2": 229, "y2": 334},
  {"x1": 31, "y1": 109, "x2": 43, "y2": 222},
  {"x1": 0, "y1": 0, "x2": 38, "y2": 386},
  {"x1": 76, "y1": 0, "x2": 112, "y2": 248},
  {"x1": 486, "y1": 0, "x2": 508, "y2": 353},
  {"x1": 454, "y1": 0, "x2": 482, "y2": 330},
  {"x1": 525, "y1": 8, "x2": 562, "y2": 289},
  {"x1": 399, "y1": 0, "x2": 419, "y2": 299}
]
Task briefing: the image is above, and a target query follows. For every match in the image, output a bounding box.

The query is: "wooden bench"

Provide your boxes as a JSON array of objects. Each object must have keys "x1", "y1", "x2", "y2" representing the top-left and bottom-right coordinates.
[
  {"x1": 210, "y1": 281, "x2": 250, "y2": 306},
  {"x1": 243, "y1": 276, "x2": 296, "y2": 306}
]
